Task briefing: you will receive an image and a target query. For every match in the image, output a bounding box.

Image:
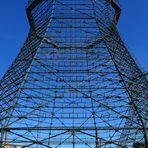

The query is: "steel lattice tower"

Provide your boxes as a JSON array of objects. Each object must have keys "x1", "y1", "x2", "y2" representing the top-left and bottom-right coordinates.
[{"x1": 0, "y1": 0, "x2": 148, "y2": 147}]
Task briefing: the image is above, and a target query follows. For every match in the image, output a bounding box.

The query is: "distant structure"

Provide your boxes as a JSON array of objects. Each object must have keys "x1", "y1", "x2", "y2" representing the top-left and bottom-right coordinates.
[
  {"x1": 3, "y1": 145, "x2": 23, "y2": 148},
  {"x1": 0, "y1": 0, "x2": 148, "y2": 147},
  {"x1": 1, "y1": 132, "x2": 25, "y2": 148},
  {"x1": 133, "y1": 142, "x2": 145, "y2": 148}
]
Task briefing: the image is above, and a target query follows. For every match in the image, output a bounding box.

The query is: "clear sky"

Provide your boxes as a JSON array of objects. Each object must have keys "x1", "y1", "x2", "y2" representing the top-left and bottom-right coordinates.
[{"x1": 0, "y1": 0, "x2": 148, "y2": 79}]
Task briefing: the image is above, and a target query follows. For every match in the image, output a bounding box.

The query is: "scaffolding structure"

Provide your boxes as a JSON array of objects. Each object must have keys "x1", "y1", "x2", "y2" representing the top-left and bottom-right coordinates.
[{"x1": 0, "y1": 0, "x2": 148, "y2": 147}]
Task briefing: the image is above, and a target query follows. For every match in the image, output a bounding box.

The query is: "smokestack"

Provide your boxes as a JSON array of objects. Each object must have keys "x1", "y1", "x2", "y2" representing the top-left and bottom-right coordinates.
[
  {"x1": 4, "y1": 131, "x2": 8, "y2": 145},
  {"x1": 95, "y1": 128, "x2": 99, "y2": 148}
]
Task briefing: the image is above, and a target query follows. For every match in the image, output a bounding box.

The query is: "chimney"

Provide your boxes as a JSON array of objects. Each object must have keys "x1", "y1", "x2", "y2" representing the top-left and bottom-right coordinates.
[{"x1": 4, "y1": 131, "x2": 8, "y2": 145}]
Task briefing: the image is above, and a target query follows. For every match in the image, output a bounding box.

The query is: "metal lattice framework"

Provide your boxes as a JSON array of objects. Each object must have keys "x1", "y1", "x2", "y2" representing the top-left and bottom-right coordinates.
[{"x1": 0, "y1": 0, "x2": 148, "y2": 147}]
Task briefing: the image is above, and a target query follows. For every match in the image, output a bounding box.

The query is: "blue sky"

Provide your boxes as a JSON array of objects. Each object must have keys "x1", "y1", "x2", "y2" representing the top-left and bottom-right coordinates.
[{"x1": 0, "y1": 0, "x2": 148, "y2": 79}]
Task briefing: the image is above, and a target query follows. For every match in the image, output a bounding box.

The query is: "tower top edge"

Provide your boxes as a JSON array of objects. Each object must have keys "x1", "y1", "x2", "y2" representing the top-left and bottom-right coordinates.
[
  {"x1": 26, "y1": 0, "x2": 121, "y2": 24},
  {"x1": 27, "y1": 0, "x2": 120, "y2": 8}
]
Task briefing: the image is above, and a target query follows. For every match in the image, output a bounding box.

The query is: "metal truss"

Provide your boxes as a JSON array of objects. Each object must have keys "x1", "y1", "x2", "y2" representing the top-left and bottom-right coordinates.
[{"x1": 0, "y1": 0, "x2": 148, "y2": 147}]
